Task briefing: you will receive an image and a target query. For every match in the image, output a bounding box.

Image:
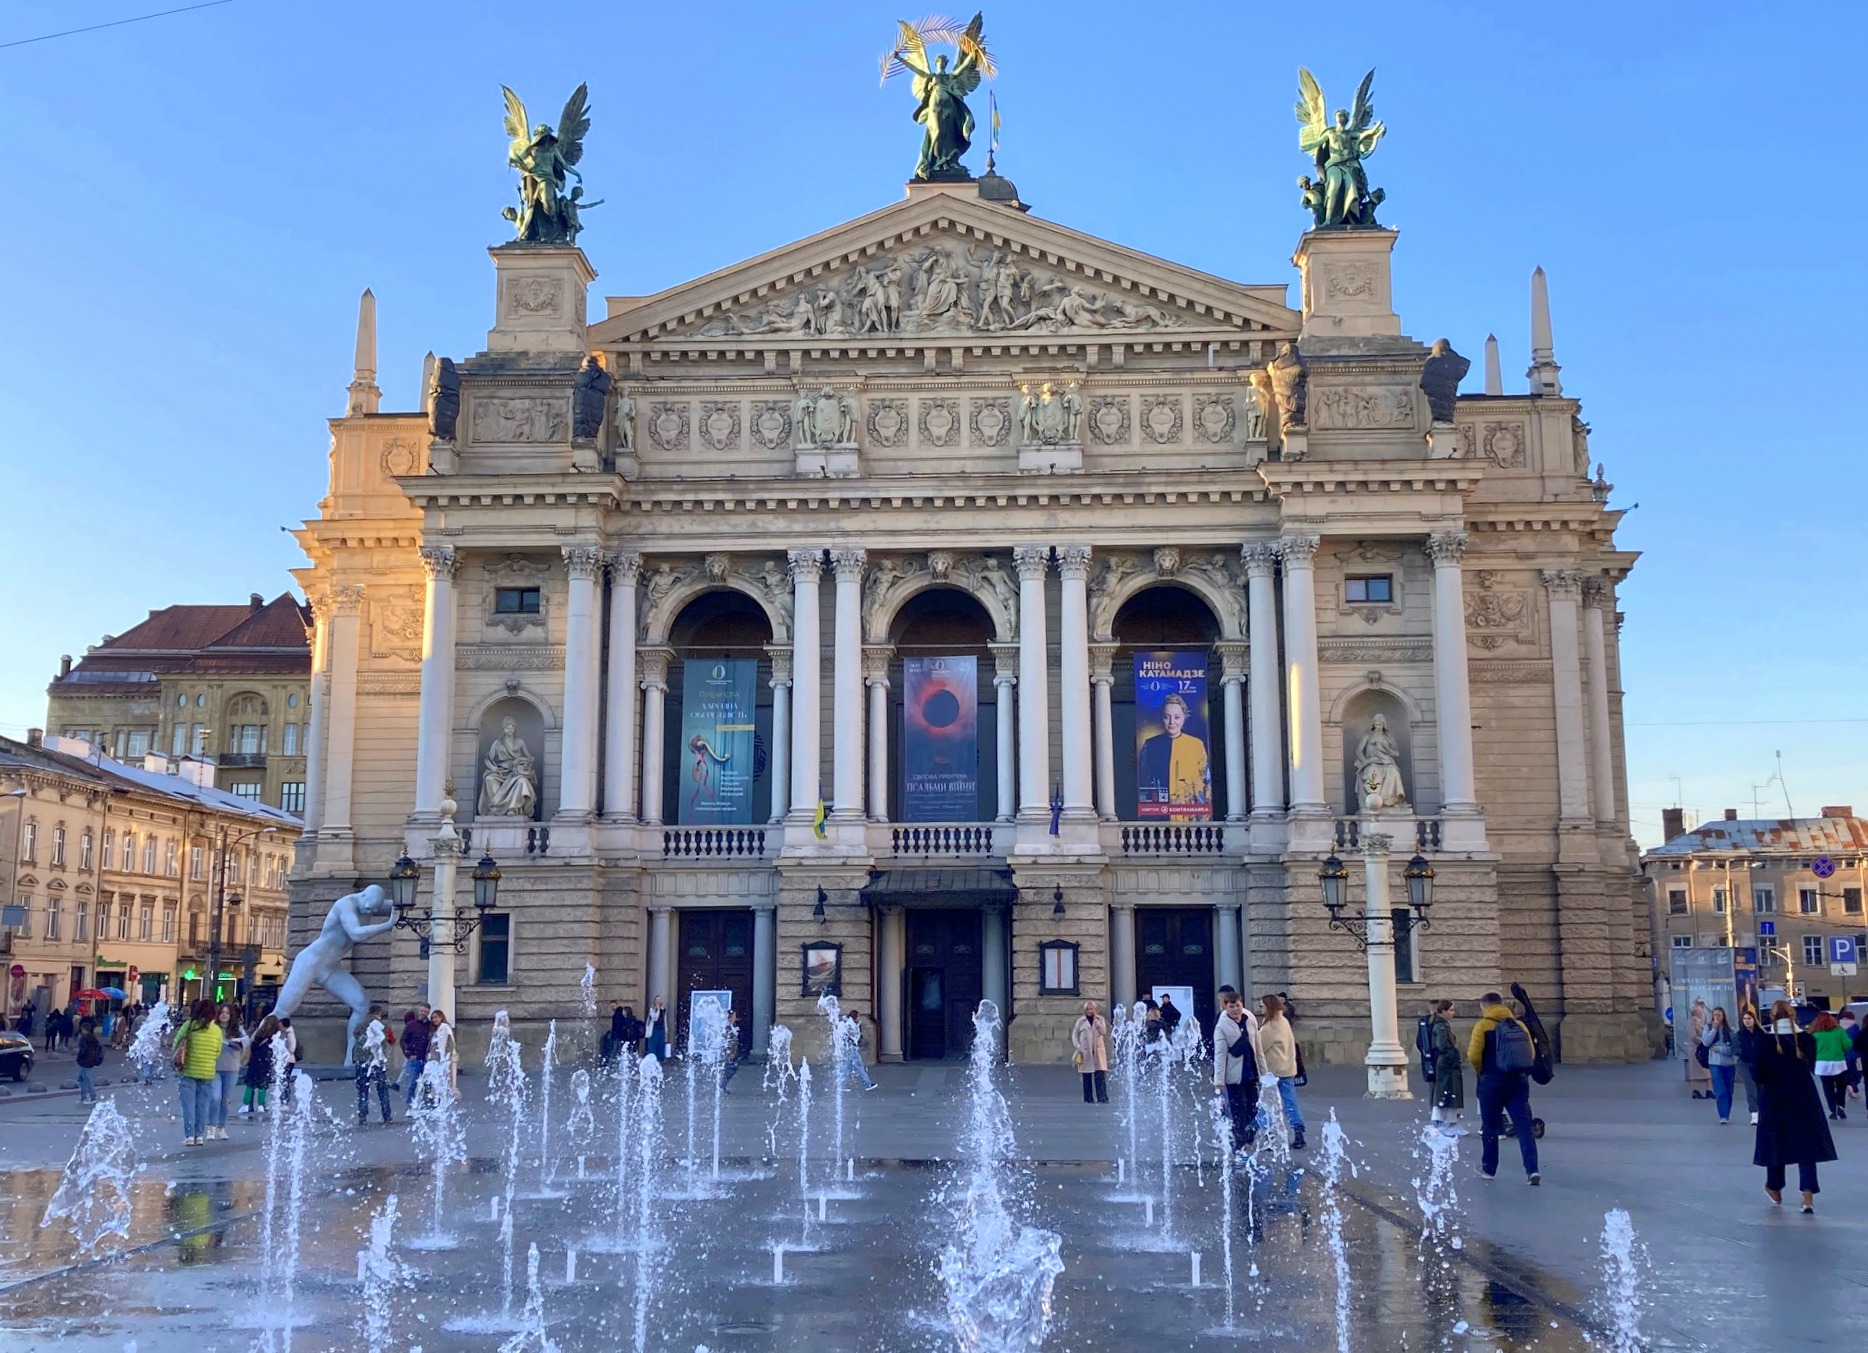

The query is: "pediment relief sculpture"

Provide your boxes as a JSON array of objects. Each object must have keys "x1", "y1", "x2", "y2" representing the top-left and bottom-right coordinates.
[
  {"x1": 470, "y1": 396, "x2": 568, "y2": 444},
  {"x1": 1310, "y1": 383, "x2": 1416, "y2": 431}
]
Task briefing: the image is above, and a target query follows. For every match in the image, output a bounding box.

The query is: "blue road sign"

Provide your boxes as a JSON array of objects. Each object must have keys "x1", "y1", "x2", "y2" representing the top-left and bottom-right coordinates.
[
  {"x1": 1758, "y1": 920, "x2": 1776, "y2": 938},
  {"x1": 1829, "y1": 935, "x2": 1858, "y2": 965},
  {"x1": 1814, "y1": 856, "x2": 1837, "y2": 879}
]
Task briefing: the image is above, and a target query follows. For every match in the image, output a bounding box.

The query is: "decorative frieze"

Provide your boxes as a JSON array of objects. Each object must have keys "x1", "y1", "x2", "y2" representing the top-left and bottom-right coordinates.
[
  {"x1": 471, "y1": 397, "x2": 567, "y2": 444},
  {"x1": 1311, "y1": 385, "x2": 1415, "y2": 430},
  {"x1": 1317, "y1": 640, "x2": 1431, "y2": 663},
  {"x1": 456, "y1": 646, "x2": 566, "y2": 671}
]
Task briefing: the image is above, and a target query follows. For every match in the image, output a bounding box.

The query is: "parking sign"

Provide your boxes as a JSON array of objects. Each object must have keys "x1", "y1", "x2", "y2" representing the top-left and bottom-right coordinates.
[{"x1": 1829, "y1": 936, "x2": 1858, "y2": 965}]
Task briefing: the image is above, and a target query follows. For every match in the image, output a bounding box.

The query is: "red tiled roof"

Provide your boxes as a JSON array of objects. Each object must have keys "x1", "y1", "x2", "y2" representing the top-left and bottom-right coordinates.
[
  {"x1": 55, "y1": 594, "x2": 310, "y2": 686},
  {"x1": 204, "y1": 595, "x2": 311, "y2": 651}
]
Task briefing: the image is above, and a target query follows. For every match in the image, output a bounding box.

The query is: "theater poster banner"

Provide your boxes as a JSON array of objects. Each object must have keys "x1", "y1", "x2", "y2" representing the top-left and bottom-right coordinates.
[
  {"x1": 902, "y1": 655, "x2": 979, "y2": 822},
  {"x1": 679, "y1": 659, "x2": 758, "y2": 823},
  {"x1": 1134, "y1": 650, "x2": 1213, "y2": 821}
]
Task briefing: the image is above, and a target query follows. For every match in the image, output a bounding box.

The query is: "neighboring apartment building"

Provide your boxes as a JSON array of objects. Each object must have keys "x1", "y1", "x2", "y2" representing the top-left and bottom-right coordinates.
[
  {"x1": 45, "y1": 593, "x2": 312, "y2": 814},
  {"x1": 0, "y1": 732, "x2": 301, "y2": 1019},
  {"x1": 1645, "y1": 806, "x2": 1868, "y2": 1010}
]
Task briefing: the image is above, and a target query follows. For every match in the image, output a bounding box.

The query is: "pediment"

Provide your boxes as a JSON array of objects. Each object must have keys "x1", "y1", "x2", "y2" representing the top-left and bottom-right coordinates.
[{"x1": 590, "y1": 188, "x2": 1297, "y2": 350}]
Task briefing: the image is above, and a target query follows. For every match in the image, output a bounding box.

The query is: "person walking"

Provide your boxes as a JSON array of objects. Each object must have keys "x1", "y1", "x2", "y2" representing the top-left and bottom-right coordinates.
[
  {"x1": 1140, "y1": 995, "x2": 1163, "y2": 1045},
  {"x1": 277, "y1": 1017, "x2": 300, "y2": 1106},
  {"x1": 1686, "y1": 997, "x2": 1713, "y2": 1099},
  {"x1": 43, "y1": 1005, "x2": 60, "y2": 1054},
  {"x1": 645, "y1": 996, "x2": 669, "y2": 1061},
  {"x1": 353, "y1": 1004, "x2": 395, "y2": 1125},
  {"x1": 1428, "y1": 999, "x2": 1467, "y2": 1133},
  {"x1": 243, "y1": 1015, "x2": 281, "y2": 1116},
  {"x1": 1810, "y1": 1012, "x2": 1851, "y2": 1120},
  {"x1": 1839, "y1": 1008, "x2": 1864, "y2": 1100},
  {"x1": 426, "y1": 1009, "x2": 459, "y2": 1098},
  {"x1": 1701, "y1": 1006, "x2": 1739, "y2": 1124},
  {"x1": 720, "y1": 1010, "x2": 745, "y2": 1090},
  {"x1": 838, "y1": 1008, "x2": 878, "y2": 1090},
  {"x1": 1468, "y1": 991, "x2": 1540, "y2": 1185},
  {"x1": 1258, "y1": 993, "x2": 1306, "y2": 1150},
  {"x1": 1211, "y1": 988, "x2": 1259, "y2": 1149},
  {"x1": 1734, "y1": 1007, "x2": 1764, "y2": 1126},
  {"x1": 1156, "y1": 992, "x2": 1184, "y2": 1044},
  {"x1": 211, "y1": 1004, "x2": 246, "y2": 1140},
  {"x1": 75, "y1": 1017, "x2": 104, "y2": 1104},
  {"x1": 171, "y1": 998, "x2": 223, "y2": 1147},
  {"x1": 1754, "y1": 999, "x2": 1836, "y2": 1213},
  {"x1": 399, "y1": 1005, "x2": 432, "y2": 1109},
  {"x1": 1073, "y1": 1002, "x2": 1111, "y2": 1105}
]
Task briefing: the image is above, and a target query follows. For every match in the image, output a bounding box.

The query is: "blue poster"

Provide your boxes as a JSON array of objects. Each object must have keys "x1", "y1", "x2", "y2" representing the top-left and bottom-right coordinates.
[
  {"x1": 1134, "y1": 651, "x2": 1212, "y2": 821},
  {"x1": 680, "y1": 659, "x2": 758, "y2": 824},
  {"x1": 902, "y1": 655, "x2": 979, "y2": 822}
]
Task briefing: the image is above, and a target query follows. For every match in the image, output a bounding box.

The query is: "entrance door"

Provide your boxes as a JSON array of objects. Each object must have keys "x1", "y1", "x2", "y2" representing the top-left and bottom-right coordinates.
[
  {"x1": 1135, "y1": 907, "x2": 1215, "y2": 1033},
  {"x1": 675, "y1": 909, "x2": 753, "y2": 1056},
  {"x1": 905, "y1": 909, "x2": 984, "y2": 1060}
]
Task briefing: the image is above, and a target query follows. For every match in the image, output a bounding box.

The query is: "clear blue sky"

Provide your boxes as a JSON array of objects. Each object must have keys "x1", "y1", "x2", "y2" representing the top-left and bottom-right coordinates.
[{"x1": 1, "y1": 1, "x2": 1861, "y2": 845}]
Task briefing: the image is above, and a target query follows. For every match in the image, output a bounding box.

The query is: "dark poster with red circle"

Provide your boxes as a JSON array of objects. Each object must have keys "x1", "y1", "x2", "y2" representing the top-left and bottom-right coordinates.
[{"x1": 902, "y1": 656, "x2": 979, "y2": 822}]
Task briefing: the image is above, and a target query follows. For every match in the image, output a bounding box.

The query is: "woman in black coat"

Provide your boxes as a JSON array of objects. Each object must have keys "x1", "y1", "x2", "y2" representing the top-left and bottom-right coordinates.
[{"x1": 1753, "y1": 999, "x2": 1837, "y2": 1213}]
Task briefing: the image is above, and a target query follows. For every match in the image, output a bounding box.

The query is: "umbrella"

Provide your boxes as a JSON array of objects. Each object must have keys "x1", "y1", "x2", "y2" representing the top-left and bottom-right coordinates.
[
  {"x1": 98, "y1": 987, "x2": 129, "y2": 1000},
  {"x1": 72, "y1": 988, "x2": 109, "y2": 1001}
]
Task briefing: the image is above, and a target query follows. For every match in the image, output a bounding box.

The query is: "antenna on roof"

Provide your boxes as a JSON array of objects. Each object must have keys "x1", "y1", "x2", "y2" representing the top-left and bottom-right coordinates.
[{"x1": 1775, "y1": 750, "x2": 1794, "y2": 818}]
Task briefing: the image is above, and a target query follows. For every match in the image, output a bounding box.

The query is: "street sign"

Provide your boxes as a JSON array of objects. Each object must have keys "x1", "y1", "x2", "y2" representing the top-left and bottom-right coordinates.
[
  {"x1": 1832, "y1": 963, "x2": 1859, "y2": 978},
  {"x1": 1828, "y1": 935, "x2": 1859, "y2": 965},
  {"x1": 1758, "y1": 920, "x2": 1776, "y2": 938},
  {"x1": 1814, "y1": 856, "x2": 1837, "y2": 879}
]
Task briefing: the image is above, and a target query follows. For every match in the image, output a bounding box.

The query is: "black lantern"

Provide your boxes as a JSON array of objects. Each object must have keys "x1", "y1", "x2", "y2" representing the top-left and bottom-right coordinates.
[
  {"x1": 471, "y1": 854, "x2": 502, "y2": 911},
  {"x1": 388, "y1": 855, "x2": 420, "y2": 912},
  {"x1": 813, "y1": 886, "x2": 827, "y2": 922},
  {"x1": 1403, "y1": 853, "x2": 1435, "y2": 921},
  {"x1": 1052, "y1": 885, "x2": 1066, "y2": 918},
  {"x1": 1317, "y1": 854, "x2": 1349, "y2": 921}
]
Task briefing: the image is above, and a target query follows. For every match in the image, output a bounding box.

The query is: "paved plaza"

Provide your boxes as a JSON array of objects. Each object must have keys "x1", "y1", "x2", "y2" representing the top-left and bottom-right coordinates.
[{"x1": 1, "y1": 1045, "x2": 1860, "y2": 1351}]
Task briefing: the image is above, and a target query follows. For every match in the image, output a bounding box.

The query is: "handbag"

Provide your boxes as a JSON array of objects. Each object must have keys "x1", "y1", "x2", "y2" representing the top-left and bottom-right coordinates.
[
  {"x1": 1694, "y1": 1040, "x2": 1710, "y2": 1069},
  {"x1": 172, "y1": 1030, "x2": 190, "y2": 1071}
]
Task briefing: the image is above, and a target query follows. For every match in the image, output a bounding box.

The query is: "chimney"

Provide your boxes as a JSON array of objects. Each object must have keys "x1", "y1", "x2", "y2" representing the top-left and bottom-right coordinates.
[
  {"x1": 143, "y1": 753, "x2": 169, "y2": 775},
  {"x1": 1723, "y1": 808, "x2": 1739, "y2": 821},
  {"x1": 1661, "y1": 808, "x2": 1685, "y2": 841},
  {"x1": 26, "y1": 728, "x2": 43, "y2": 747},
  {"x1": 250, "y1": 592, "x2": 264, "y2": 611},
  {"x1": 58, "y1": 655, "x2": 71, "y2": 678},
  {"x1": 1820, "y1": 805, "x2": 1854, "y2": 819}
]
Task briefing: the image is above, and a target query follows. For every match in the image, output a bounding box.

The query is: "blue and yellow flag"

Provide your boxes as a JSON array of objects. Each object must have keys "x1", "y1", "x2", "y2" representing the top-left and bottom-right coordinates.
[{"x1": 813, "y1": 800, "x2": 828, "y2": 839}]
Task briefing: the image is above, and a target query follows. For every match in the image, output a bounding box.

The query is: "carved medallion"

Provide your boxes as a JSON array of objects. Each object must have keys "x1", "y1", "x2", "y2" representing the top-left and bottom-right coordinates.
[
  {"x1": 1324, "y1": 263, "x2": 1377, "y2": 299},
  {"x1": 1481, "y1": 422, "x2": 1526, "y2": 468},
  {"x1": 699, "y1": 401, "x2": 741, "y2": 452},
  {"x1": 1464, "y1": 570, "x2": 1532, "y2": 649},
  {"x1": 505, "y1": 277, "x2": 562, "y2": 315},
  {"x1": 647, "y1": 401, "x2": 690, "y2": 452},
  {"x1": 379, "y1": 438, "x2": 420, "y2": 477},
  {"x1": 750, "y1": 401, "x2": 791, "y2": 451},
  {"x1": 970, "y1": 397, "x2": 1011, "y2": 448},
  {"x1": 866, "y1": 398, "x2": 908, "y2": 448},
  {"x1": 1089, "y1": 395, "x2": 1130, "y2": 445},
  {"x1": 1192, "y1": 394, "x2": 1235, "y2": 444},
  {"x1": 918, "y1": 398, "x2": 959, "y2": 448},
  {"x1": 1140, "y1": 395, "x2": 1183, "y2": 445},
  {"x1": 470, "y1": 397, "x2": 567, "y2": 444}
]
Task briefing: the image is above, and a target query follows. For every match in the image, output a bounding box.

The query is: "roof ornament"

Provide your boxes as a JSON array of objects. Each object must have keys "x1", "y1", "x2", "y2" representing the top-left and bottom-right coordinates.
[
  {"x1": 1294, "y1": 67, "x2": 1386, "y2": 229},
  {"x1": 500, "y1": 83, "x2": 600, "y2": 243},
  {"x1": 882, "y1": 13, "x2": 995, "y2": 183}
]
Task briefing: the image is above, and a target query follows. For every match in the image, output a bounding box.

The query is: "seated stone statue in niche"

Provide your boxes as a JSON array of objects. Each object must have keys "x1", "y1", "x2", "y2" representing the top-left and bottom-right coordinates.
[
  {"x1": 1354, "y1": 714, "x2": 1408, "y2": 810},
  {"x1": 478, "y1": 716, "x2": 539, "y2": 818}
]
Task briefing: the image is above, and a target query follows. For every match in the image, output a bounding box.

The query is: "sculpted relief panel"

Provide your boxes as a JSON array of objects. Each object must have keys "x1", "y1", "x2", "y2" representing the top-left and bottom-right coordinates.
[
  {"x1": 1464, "y1": 570, "x2": 1533, "y2": 650},
  {"x1": 471, "y1": 397, "x2": 567, "y2": 444},
  {"x1": 1310, "y1": 385, "x2": 1416, "y2": 431}
]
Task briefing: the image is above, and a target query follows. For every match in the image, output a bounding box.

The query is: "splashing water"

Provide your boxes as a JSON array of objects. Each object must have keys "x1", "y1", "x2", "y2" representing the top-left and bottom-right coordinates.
[
  {"x1": 1253, "y1": 1073, "x2": 1292, "y2": 1168},
  {"x1": 1413, "y1": 1120, "x2": 1462, "y2": 1249},
  {"x1": 1317, "y1": 1110, "x2": 1352, "y2": 1353},
  {"x1": 127, "y1": 999, "x2": 173, "y2": 1084},
  {"x1": 611, "y1": 1049, "x2": 640, "y2": 1251},
  {"x1": 564, "y1": 1068, "x2": 596, "y2": 1153},
  {"x1": 357, "y1": 1193, "x2": 410, "y2": 1353},
  {"x1": 1600, "y1": 1208, "x2": 1648, "y2": 1353},
  {"x1": 1111, "y1": 1003, "x2": 1144, "y2": 1186},
  {"x1": 1205, "y1": 1090, "x2": 1238, "y2": 1331},
  {"x1": 485, "y1": 1017, "x2": 529, "y2": 1315},
  {"x1": 796, "y1": 1057, "x2": 815, "y2": 1207},
  {"x1": 1149, "y1": 1034, "x2": 1179, "y2": 1241},
  {"x1": 255, "y1": 1070, "x2": 315, "y2": 1352},
  {"x1": 40, "y1": 1098, "x2": 139, "y2": 1255},
  {"x1": 764, "y1": 1024, "x2": 797, "y2": 1157},
  {"x1": 497, "y1": 1243, "x2": 558, "y2": 1353},
  {"x1": 631, "y1": 1055, "x2": 667, "y2": 1353},
  {"x1": 684, "y1": 996, "x2": 729, "y2": 1193},
  {"x1": 938, "y1": 1000, "x2": 1064, "y2": 1353},
  {"x1": 536, "y1": 1020, "x2": 558, "y2": 1185},
  {"x1": 579, "y1": 963, "x2": 598, "y2": 1018},
  {"x1": 410, "y1": 1029, "x2": 467, "y2": 1247}
]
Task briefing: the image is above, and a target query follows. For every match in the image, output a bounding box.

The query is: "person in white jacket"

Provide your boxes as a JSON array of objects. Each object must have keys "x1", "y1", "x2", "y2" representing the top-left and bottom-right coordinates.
[{"x1": 1212, "y1": 986, "x2": 1262, "y2": 1153}]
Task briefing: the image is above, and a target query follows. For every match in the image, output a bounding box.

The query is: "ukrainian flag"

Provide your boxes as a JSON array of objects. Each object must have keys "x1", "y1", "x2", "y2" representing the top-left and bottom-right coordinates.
[{"x1": 813, "y1": 800, "x2": 828, "y2": 839}]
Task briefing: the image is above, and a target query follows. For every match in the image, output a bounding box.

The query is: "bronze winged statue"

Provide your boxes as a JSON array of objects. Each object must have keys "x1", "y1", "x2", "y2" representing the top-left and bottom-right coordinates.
[
  {"x1": 1295, "y1": 68, "x2": 1386, "y2": 229},
  {"x1": 501, "y1": 83, "x2": 600, "y2": 243},
  {"x1": 882, "y1": 13, "x2": 995, "y2": 182}
]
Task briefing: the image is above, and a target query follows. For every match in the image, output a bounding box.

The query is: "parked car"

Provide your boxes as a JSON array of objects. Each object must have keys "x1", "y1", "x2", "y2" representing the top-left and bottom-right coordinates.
[{"x1": 0, "y1": 1031, "x2": 34, "y2": 1081}]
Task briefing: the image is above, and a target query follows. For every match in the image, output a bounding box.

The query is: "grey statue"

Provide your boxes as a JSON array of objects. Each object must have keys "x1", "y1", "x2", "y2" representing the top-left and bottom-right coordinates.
[
  {"x1": 428, "y1": 357, "x2": 461, "y2": 441},
  {"x1": 501, "y1": 83, "x2": 599, "y2": 244},
  {"x1": 274, "y1": 884, "x2": 397, "y2": 1065},
  {"x1": 1295, "y1": 68, "x2": 1386, "y2": 229},
  {"x1": 610, "y1": 388, "x2": 636, "y2": 453},
  {"x1": 1266, "y1": 342, "x2": 1308, "y2": 431},
  {"x1": 1419, "y1": 339, "x2": 1471, "y2": 423},
  {"x1": 572, "y1": 355, "x2": 612, "y2": 440},
  {"x1": 883, "y1": 14, "x2": 990, "y2": 182}
]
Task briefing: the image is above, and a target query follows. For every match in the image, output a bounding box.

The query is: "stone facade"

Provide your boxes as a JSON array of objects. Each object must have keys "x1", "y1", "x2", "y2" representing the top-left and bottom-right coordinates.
[{"x1": 288, "y1": 178, "x2": 1650, "y2": 1066}]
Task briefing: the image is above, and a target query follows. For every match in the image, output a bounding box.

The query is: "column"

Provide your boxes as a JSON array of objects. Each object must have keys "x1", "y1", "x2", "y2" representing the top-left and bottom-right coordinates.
[
  {"x1": 320, "y1": 584, "x2": 364, "y2": 836},
  {"x1": 876, "y1": 905, "x2": 905, "y2": 1062},
  {"x1": 1542, "y1": 570, "x2": 1592, "y2": 823},
  {"x1": 831, "y1": 548, "x2": 867, "y2": 822},
  {"x1": 426, "y1": 814, "x2": 462, "y2": 1021},
  {"x1": 1057, "y1": 545, "x2": 1095, "y2": 821},
  {"x1": 1109, "y1": 903, "x2": 1136, "y2": 1008},
  {"x1": 601, "y1": 551, "x2": 641, "y2": 820},
  {"x1": 300, "y1": 596, "x2": 330, "y2": 836},
  {"x1": 1582, "y1": 579, "x2": 1617, "y2": 826},
  {"x1": 1088, "y1": 643, "x2": 1118, "y2": 821},
  {"x1": 1241, "y1": 545, "x2": 1285, "y2": 818},
  {"x1": 751, "y1": 900, "x2": 776, "y2": 1059},
  {"x1": 766, "y1": 646, "x2": 792, "y2": 824},
  {"x1": 557, "y1": 545, "x2": 603, "y2": 820},
  {"x1": 1217, "y1": 642, "x2": 1249, "y2": 822},
  {"x1": 638, "y1": 649, "x2": 671, "y2": 825},
  {"x1": 787, "y1": 550, "x2": 823, "y2": 821},
  {"x1": 646, "y1": 904, "x2": 673, "y2": 1006},
  {"x1": 864, "y1": 647, "x2": 893, "y2": 821},
  {"x1": 1215, "y1": 901, "x2": 1242, "y2": 989},
  {"x1": 1361, "y1": 829, "x2": 1412, "y2": 1098},
  {"x1": 413, "y1": 547, "x2": 459, "y2": 817},
  {"x1": 1425, "y1": 532, "x2": 1479, "y2": 814},
  {"x1": 1278, "y1": 535, "x2": 1326, "y2": 814},
  {"x1": 981, "y1": 904, "x2": 1009, "y2": 1017},
  {"x1": 1013, "y1": 546, "x2": 1052, "y2": 820},
  {"x1": 991, "y1": 645, "x2": 1018, "y2": 823}
]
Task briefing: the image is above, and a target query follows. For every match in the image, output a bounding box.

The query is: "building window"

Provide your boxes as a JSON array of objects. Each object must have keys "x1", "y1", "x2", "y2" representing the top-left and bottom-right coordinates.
[
  {"x1": 232, "y1": 783, "x2": 263, "y2": 801},
  {"x1": 191, "y1": 845, "x2": 205, "y2": 881},
  {"x1": 191, "y1": 724, "x2": 207, "y2": 756},
  {"x1": 280, "y1": 782, "x2": 306, "y2": 814},
  {"x1": 22, "y1": 822, "x2": 36, "y2": 862},
  {"x1": 51, "y1": 827, "x2": 65, "y2": 868},
  {"x1": 171, "y1": 723, "x2": 187, "y2": 756},
  {"x1": 1392, "y1": 909, "x2": 1423, "y2": 982},
  {"x1": 1753, "y1": 886, "x2": 1775, "y2": 914},
  {"x1": 1803, "y1": 934, "x2": 1825, "y2": 968},
  {"x1": 96, "y1": 902, "x2": 110, "y2": 940},
  {"x1": 230, "y1": 725, "x2": 266, "y2": 755},
  {"x1": 1712, "y1": 888, "x2": 1726, "y2": 914},
  {"x1": 282, "y1": 722, "x2": 299, "y2": 756},
  {"x1": 75, "y1": 901, "x2": 88, "y2": 941},
  {"x1": 1344, "y1": 575, "x2": 1394, "y2": 605},
  {"x1": 1038, "y1": 940, "x2": 1080, "y2": 996},
  {"x1": 102, "y1": 830, "x2": 115, "y2": 870},
  {"x1": 287, "y1": 692, "x2": 299, "y2": 709},
  {"x1": 165, "y1": 840, "x2": 178, "y2": 877},
  {"x1": 189, "y1": 912, "x2": 202, "y2": 948},
  {"x1": 1671, "y1": 935, "x2": 1694, "y2": 949},
  {"x1": 120, "y1": 832, "x2": 134, "y2": 871},
  {"x1": 14, "y1": 899, "x2": 29, "y2": 938},
  {"x1": 139, "y1": 904, "x2": 153, "y2": 942},
  {"x1": 477, "y1": 913, "x2": 511, "y2": 984},
  {"x1": 162, "y1": 906, "x2": 176, "y2": 943},
  {"x1": 80, "y1": 831, "x2": 93, "y2": 871},
  {"x1": 495, "y1": 587, "x2": 541, "y2": 615},
  {"x1": 1667, "y1": 889, "x2": 1688, "y2": 916},
  {"x1": 117, "y1": 904, "x2": 132, "y2": 941},
  {"x1": 120, "y1": 728, "x2": 153, "y2": 758},
  {"x1": 196, "y1": 693, "x2": 207, "y2": 708},
  {"x1": 1845, "y1": 887, "x2": 1864, "y2": 916},
  {"x1": 1798, "y1": 887, "x2": 1820, "y2": 915},
  {"x1": 143, "y1": 837, "x2": 158, "y2": 874},
  {"x1": 46, "y1": 898, "x2": 61, "y2": 940}
]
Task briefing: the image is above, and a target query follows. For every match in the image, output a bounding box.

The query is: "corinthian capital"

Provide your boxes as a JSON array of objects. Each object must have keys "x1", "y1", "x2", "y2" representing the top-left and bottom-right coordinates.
[
  {"x1": 563, "y1": 545, "x2": 604, "y2": 580},
  {"x1": 786, "y1": 548, "x2": 824, "y2": 583},
  {"x1": 419, "y1": 545, "x2": 459, "y2": 581},
  {"x1": 1540, "y1": 568, "x2": 1584, "y2": 596},
  {"x1": 330, "y1": 584, "x2": 366, "y2": 615},
  {"x1": 605, "y1": 549, "x2": 643, "y2": 584},
  {"x1": 1057, "y1": 544, "x2": 1093, "y2": 580},
  {"x1": 1012, "y1": 545, "x2": 1051, "y2": 582},
  {"x1": 1424, "y1": 531, "x2": 1469, "y2": 567},
  {"x1": 637, "y1": 646, "x2": 672, "y2": 687},
  {"x1": 1240, "y1": 543, "x2": 1280, "y2": 579},
  {"x1": 1277, "y1": 534, "x2": 1321, "y2": 567},
  {"x1": 830, "y1": 547, "x2": 868, "y2": 582},
  {"x1": 1581, "y1": 577, "x2": 1610, "y2": 609}
]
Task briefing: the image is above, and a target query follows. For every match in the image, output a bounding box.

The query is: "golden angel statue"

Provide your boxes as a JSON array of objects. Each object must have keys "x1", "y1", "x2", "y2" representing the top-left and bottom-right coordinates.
[
  {"x1": 881, "y1": 13, "x2": 996, "y2": 182},
  {"x1": 502, "y1": 83, "x2": 599, "y2": 243},
  {"x1": 1295, "y1": 67, "x2": 1386, "y2": 229}
]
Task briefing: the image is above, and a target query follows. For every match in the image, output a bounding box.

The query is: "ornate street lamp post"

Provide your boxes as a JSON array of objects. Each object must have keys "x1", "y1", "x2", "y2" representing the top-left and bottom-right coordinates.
[
  {"x1": 209, "y1": 823, "x2": 276, "y2": 1005},
  {"x1": 388, "y1": 798, "x2": 499, "y2": 1020}
]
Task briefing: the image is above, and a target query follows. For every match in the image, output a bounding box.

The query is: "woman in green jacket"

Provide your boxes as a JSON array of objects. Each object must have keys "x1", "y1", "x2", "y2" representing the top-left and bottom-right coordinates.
[
  {"x1": 1429, "y1": 999, "x2": 1466, "y2": 1133},
  {"x1": 172, "y1": 998, "x2": 224, "y2": 1146},
  {"x1": 1811, "y1": 1013, "x2": 1852, "y2": 1120}
]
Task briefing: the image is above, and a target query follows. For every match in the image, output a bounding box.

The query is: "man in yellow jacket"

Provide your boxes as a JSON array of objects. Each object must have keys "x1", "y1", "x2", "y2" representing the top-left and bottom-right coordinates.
[{"x1": 1467, "y1": 993, "x2": 1540, "y2": 1185}]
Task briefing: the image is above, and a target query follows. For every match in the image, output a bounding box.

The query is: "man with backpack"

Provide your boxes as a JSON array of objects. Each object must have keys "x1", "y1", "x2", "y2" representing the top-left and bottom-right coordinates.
[{"x1": 1468, "y1": 991, "x2": 1541, "y2": 1185}]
